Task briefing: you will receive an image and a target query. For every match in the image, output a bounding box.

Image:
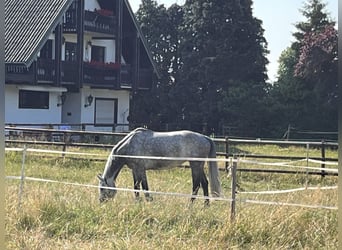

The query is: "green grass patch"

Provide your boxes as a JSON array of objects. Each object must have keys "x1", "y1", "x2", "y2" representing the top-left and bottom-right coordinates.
[{"x1": 5, "y1": 144, "x2": 338, "y2": 249}]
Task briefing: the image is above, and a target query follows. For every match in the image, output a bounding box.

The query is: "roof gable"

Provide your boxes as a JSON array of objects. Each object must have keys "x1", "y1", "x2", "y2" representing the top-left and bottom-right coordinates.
[
  {"x1": 5, "y1": 0, "x2": 73, "y2": 66},
  {"x1": 122, "y1": 0, "x2": 160, "y2": 78}
]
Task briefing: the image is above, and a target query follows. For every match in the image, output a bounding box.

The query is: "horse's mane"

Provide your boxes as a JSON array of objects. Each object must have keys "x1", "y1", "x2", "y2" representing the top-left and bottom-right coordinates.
[{"x1": 113, "y1": 128, "x2": 148, "y2": 154}]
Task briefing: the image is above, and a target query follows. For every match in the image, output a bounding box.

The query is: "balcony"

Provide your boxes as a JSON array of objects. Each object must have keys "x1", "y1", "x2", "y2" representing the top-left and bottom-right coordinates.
[
  {"x1": 6, "y1": 58, "x2": 152, "y2": 90},
  {"x1": 6, "y1": 59, "x2": 57, "y2": 84},
  {"x1": 118, "y1": 67, "x2": 153, "y2": 90},
  {"x1": 37, "y1": 58, "x2": 55, "y2": 83},
  {"x1": 61, "y1": 61, "x2": 78, "y2": 84},
  {"x1": 83, "y1": 61, "x2": 119, "y2": 87},
  {"x1": 84, "y1": 10, "x2": 116, "y2": 34},
  {"x1": 63, "y1": 9, "x2": 116, "y2": 35},
  {"x1": 63, "y1": 8, "x2": 77, "y2": 32},
  {"x1": 6, "y1": 64, "x2": 34, "y2": 83}
]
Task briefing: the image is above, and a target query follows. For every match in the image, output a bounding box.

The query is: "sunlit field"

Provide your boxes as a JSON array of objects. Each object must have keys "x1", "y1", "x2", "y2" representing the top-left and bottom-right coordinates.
[{"x1": 5, "y1": 144, "x2": 338, "y2": 249}]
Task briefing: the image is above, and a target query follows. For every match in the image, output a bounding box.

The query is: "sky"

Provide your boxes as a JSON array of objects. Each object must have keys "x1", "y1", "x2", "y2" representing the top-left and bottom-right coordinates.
[{"x1": 128, "y1": 0, "x2": 338, "y2": 82}]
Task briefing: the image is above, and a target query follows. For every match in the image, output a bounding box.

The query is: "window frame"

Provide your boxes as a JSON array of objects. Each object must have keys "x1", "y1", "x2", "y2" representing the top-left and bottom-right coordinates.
[
  {"x1": 18, "y1": 90, "x2": 49, "y2": 109},
  {"x1": 94, "y1": 98, "x2": 118, "y2": 126}
]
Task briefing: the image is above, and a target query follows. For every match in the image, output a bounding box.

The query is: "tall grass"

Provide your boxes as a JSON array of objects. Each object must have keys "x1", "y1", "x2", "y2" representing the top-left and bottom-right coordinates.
[{"x1": 5, "y1": 145, "x2": 338, "y2": 249}]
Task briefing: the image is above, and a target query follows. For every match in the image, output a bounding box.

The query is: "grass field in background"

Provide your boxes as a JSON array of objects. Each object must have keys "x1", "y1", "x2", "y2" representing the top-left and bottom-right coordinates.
[{"x1": 5, "y1": 144, "x2": 338, "y2": 249}]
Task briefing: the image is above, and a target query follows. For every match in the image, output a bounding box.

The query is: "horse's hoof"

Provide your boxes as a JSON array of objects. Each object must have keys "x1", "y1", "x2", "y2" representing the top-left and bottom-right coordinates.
[
  {"x1": 135, "y1": 196, "x2": 143, "y2": 203},
  {"x1": 145, "y1": 196, "x2": 153, "y2": 202}
]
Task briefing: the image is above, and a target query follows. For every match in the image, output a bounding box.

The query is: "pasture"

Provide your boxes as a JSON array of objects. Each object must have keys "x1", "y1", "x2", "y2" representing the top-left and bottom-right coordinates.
[{"x1": 5, "y1": 144, "x2": 338, "y2": 249}]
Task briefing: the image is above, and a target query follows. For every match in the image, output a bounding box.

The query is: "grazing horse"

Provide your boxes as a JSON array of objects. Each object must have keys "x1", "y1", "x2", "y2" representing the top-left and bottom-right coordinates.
[{"x1": 97, "y1": 128, "x2": 221, "y2": 205}]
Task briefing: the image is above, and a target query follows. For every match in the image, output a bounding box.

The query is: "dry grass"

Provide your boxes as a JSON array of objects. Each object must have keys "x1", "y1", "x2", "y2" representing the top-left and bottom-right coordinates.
[{"x1": 5, "y1": 145, "x2": 338, "y2": 249}]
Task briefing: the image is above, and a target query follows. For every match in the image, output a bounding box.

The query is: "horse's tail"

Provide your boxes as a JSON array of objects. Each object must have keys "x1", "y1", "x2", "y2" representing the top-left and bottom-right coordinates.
[{"x1": 207, "y1": 137, "x2": 221, "y2": 197}]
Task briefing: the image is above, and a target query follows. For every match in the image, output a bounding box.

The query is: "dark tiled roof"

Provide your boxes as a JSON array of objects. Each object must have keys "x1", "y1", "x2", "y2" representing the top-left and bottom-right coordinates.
[{"x1": 5, "y1": 0, "x2": 73, "y2": 66}]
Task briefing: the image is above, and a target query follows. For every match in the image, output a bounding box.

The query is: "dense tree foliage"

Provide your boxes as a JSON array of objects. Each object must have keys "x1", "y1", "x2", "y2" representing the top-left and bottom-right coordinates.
[
  {"x1": 131, "y1": 0, "x2": 337, "y2": 139},
  {"x1": 174, "y1": 0, "x2": 269, "y2": 135},
  {"x1": 131, "y1": 1, "x2": 184, "y2": 128},
  {"x1": 132, "y1": 0, "x2": 269, "y2": 136},
  {"x1": 270, "y1": 0, "x2": 337, "y2": 136}
]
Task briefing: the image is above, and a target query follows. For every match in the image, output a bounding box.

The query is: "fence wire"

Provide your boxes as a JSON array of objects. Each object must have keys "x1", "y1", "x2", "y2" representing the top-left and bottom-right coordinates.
[{"x1": 5, "y1": 146, "x2": 338, "y2": 211}]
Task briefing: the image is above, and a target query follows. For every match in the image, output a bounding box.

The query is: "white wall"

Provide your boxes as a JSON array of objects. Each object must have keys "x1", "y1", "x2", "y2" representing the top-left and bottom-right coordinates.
[
  {"x1": 5, "y1": 85, "x2": 131, "y2": 132},
  {"x1": 84, "y1": 0, "x2": 100, "y2": 11},
  {"x1": 74, "y1": 87, "x2": 130, "y2": 132},
  {"x1": 61, "y1": 92, "x2": 81, "y2": 128},
  {"x1": 5, "y1": 85, "x2": 64, "y2": 125}
]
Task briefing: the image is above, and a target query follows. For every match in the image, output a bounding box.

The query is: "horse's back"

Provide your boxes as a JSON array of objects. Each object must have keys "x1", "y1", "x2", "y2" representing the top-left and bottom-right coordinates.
[
  {"x1": 133, "y1": 129, "x2": 211, "y2": 157},
  {"x1": 115, "y1": 128, "x2": 213, "y2": 169}
]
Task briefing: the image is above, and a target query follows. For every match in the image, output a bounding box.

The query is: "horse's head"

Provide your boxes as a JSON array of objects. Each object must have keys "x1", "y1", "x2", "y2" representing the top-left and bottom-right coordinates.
[{"x1": 97, "y1": 174, "x2": 117, "y2": 203}]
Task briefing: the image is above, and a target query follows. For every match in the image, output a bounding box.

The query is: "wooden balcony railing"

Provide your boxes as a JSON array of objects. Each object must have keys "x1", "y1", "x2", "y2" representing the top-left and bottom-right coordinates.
[
  {"x1": 63, "y1": 9, "x2": 77, "y2": 32},
  {"x1": 6, "y1": 59, "x2": 152, "y2": 90},
  {"x1": 61, "y1": 61, "x2": 78, "y2": 83},
  {"x1": 83, "y1": 61, "x2": 118, "y2": 87},
  {"x1": 63, "y1": 9, "x2": 116, "y2": 34},
  {"x1": 5, "y1": 64, "x2": 34, "y2": 83},
  {"x1": 84, "y1": 10, "x2": 116, "y2": 34},
  {"x1": 37, "y1": 59, "x2": 55, "y2": 82}
]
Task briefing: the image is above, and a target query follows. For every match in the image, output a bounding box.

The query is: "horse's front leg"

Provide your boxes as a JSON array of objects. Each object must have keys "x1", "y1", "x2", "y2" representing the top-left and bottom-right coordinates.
[
  {"x1": 132, "y1": 167, "x2": 152, "y2": 202},
  {"x1": 140, "y1": 169, "x2": 153, "y2": 201},
  {"x1": 132, "y1": 170, "x2": 142, "y2": 201}
]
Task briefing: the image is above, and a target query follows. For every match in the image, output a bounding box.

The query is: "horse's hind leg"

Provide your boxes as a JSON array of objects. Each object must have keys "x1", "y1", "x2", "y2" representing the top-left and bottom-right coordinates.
[
  {"x1": 200, "y1": 166, "x2": 209, "y2": 206},
  {"x1": 190, "y1": 162, "x2": 207, "y2": 203},
  {"x1": 190, "y1": 161, "x2": 209, "y2": 205}
]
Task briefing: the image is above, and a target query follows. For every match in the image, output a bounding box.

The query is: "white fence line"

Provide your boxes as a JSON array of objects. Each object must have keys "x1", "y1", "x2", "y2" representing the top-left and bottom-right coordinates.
[
  {"x1": 6, "y1": 175, "x2": 338, "y2": 210},
  {"x1": 5, "y1": 146, "x2": 338, "y2": 213},
  {"x1": 5, "y1": 147, "x2": 338, "y2": 172},
  {"x1": 239, "y1": 185, "x2": 338, "y2": 194}
]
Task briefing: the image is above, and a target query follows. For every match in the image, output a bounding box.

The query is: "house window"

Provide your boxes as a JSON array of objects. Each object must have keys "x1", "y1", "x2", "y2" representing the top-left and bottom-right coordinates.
[
  {"x1": 40, "y1": 40, "x2": 52, "y2": 59},
  {"x1": 91, "y1": 46, "x2": 105, "y2": 62},
  {"x1": 19, "y1": 90, "x2": 49, "y2": 109},
  {"x1": 65, "y1": 42, "x2": 77, "y2": 62},
  {"x1": 94, "y1": 98, "x2": 118, "y2": 125}
]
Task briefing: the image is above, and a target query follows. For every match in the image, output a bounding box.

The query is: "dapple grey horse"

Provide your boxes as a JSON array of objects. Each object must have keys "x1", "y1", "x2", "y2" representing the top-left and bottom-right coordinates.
[{"x1": 97, "y1": 128, "x2": 221, "y2": 205}]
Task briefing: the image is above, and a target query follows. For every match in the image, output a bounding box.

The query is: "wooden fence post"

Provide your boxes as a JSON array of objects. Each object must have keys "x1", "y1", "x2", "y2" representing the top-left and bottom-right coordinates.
[
  {"x1": 18, "y1": 145, "x2": 27, "y2": 212},
  {"x1": 231, "y1": 155, "x2": 237, "y2": 222},
  {"x1": 225, "y1": 137, "x2": 229, "y2": 173},
  {"x1": 321, "y1": 139, "x2": 326, "y2": 178},
  {"x1": 305, "y1": 143, "x2": 309, "y2": 188},
  {"x1": 62, "y1": 131, "x2": 67, "y2": 157}
]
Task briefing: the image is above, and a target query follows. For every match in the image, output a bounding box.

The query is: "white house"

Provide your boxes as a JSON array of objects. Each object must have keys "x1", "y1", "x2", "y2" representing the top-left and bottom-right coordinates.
[{"x1": 5, "y1": 0, "x2": 159, "y2": 132}]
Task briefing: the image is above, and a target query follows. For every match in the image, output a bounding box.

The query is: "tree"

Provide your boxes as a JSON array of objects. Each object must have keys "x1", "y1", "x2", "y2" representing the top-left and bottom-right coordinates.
[
  {"x1": 270, "y1": 0, "x2": 337, "y2": 135},
  {"x1": 175, "y1": 0, "x2": 269, "y2": 134},
  {"x1": 295, "y1": 24, "x2": 337, "y2": 95},
  {"x1": 132, "y1": 0, "x2": 270, "y2": 136},
  {"x1": 131, "y1": 1, "x2": 184, "y2": 129},
  {"x1": 295, "y1": 23, "x2": 337, "y2": 131}
]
